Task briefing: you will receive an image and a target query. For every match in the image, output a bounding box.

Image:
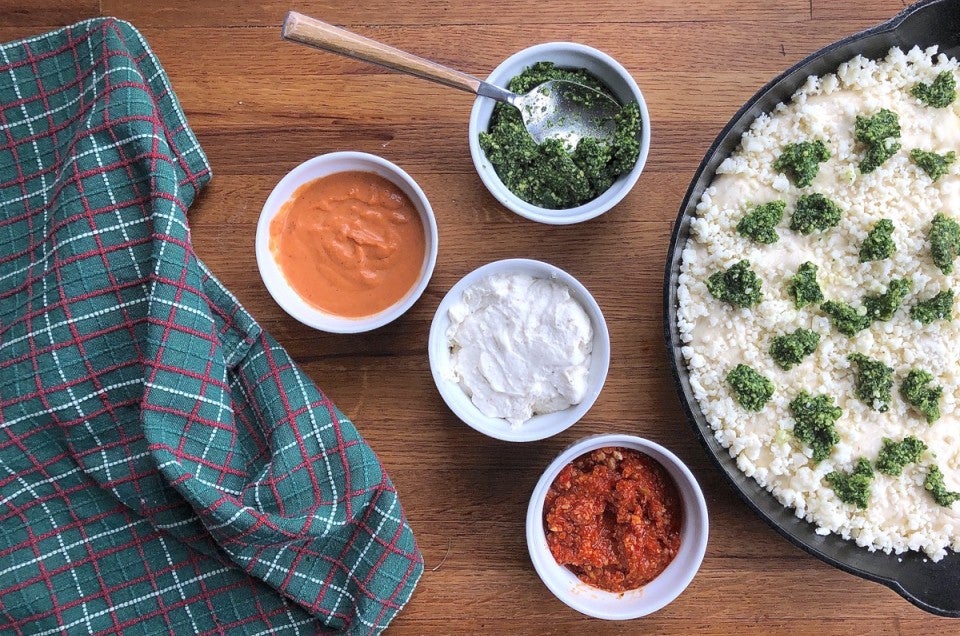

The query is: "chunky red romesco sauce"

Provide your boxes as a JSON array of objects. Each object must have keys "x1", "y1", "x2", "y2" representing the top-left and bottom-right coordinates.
[{"x1": 543, "y1": 447, "x2": 683, "y2": 592}]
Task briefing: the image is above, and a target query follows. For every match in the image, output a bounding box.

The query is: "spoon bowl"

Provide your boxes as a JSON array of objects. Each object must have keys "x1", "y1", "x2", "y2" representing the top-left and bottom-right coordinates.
[
  {"x1": 511, "y1": 79, "x2": 620, "y2": 148},
  {"x1": 281, "y1": 11, "x2": 622, "y2": 146}
]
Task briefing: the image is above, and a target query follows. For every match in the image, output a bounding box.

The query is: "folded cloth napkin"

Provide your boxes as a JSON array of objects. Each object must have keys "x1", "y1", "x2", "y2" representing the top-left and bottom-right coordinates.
[{"x1": 0, "y1": 18, "x2": 422, "y2": 635}]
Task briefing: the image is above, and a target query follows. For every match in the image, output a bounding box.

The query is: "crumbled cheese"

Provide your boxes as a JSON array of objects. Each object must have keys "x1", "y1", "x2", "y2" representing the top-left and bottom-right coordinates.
[{"x1": 677, "y1": 46, "x2": 960, "y2": 560}]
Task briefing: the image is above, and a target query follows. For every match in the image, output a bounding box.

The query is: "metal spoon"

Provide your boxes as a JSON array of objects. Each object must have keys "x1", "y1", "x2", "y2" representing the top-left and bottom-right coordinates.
[{"x1": 281, "y1": 11, "x2": 622, "y2": 148}]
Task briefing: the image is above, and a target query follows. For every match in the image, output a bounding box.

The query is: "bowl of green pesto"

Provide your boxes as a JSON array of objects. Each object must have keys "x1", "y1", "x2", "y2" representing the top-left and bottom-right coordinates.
[{"x1": 469, "y1": 42, "x2": 649, "y2": 224}]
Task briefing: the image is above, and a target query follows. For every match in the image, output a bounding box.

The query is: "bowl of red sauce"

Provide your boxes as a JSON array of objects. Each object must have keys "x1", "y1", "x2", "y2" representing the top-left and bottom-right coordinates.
[
  {"x1": 256, "y1": 152, "x2": 438, "y2": 333},
  {"x1": 526, "y1": 434, "x2": 708, "y2": 619}
]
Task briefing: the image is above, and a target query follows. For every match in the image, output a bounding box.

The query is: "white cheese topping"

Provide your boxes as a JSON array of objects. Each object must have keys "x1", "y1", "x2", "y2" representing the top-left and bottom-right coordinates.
[
  {"x1": 678, "y1": 45, "x2": 960, "y2": 560},
  {"x1": 446, "y1": 273, "x2": 593, "y2": 426}
]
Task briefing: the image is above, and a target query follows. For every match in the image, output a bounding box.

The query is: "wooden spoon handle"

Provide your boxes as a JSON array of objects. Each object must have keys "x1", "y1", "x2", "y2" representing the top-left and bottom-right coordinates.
[{"x1": 282, "y1": 11, "x2": 482, "y2": 94}]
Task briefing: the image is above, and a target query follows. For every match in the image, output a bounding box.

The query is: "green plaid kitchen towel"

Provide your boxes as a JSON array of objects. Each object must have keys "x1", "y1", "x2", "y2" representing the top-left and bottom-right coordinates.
[{"x1": 0, "y1": 18, "x2": 423, "y2": 635}]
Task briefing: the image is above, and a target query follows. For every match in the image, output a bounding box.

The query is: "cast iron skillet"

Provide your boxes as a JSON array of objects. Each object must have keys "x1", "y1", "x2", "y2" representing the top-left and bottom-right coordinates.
[{"x1": 664, "y1": 0, "x2": 960, "y2": 617}]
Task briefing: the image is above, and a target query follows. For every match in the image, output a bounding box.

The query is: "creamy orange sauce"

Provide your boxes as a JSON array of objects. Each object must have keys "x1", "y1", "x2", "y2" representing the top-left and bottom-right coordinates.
[{"x1": 269, "y1": 171, "x2": 426, "y2": 318}]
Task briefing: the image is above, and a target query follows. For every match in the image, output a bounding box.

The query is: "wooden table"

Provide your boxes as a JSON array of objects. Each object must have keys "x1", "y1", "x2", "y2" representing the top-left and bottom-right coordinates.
[{"x1": 3, "y1": 0, "x2": 956, "y2": 633}]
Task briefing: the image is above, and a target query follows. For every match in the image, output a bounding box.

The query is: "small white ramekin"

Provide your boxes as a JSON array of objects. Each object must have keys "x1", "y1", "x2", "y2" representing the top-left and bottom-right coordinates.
[
  {"x1": 526, "y1": 434, "x2": 709, "y2": 619},
  {"x1": 468, "y1": 42, "x2": 650, "y2": 225},
  {"x1": 428, "y1": 258, "x2": 610, "y2": 442},
  {"x1": 255, "y1": 152, "x2": 438, "y2": 333}
]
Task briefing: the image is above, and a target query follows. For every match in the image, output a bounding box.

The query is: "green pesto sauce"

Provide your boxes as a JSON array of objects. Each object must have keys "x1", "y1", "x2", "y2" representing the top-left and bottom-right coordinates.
[
  {"x1": 773, "y1": 139, "x2": 831, "y2": 187},
  {"x1": 826, "y1": 457, "x2": 874, "y2": 509},
  {"x1": 790, "y1": 193, "x2": 842, "y2": 234},
  {"x1": 706, "y1": 260, "x2": 762, "y2": 308},
  {"x1": 910, "y1": 289, "x2": 954, "y2": 325},
  {"x1": 863, "y1": 278, "x2": 911, "y2": 322},
  {"x1": 787, "y1": 261, "x2": 823, "y2": 309},
  {"x1": 875, "y1": 436, "x2": 927, "y2": 476},
  {"x1": 855, "y1": 109, "x2": 901, "y2": 173},
  {"x1": 727, "y1": 363, "x2": 775, "y2": 411},
  {"x1": 911, "y1": 149, "x2": 956, "y2": 181},
  {"x1": 736, "y1": 200, "x2": 784, "y2": 244},
  {"x1": 820, "y1": 300, "x2": 871, "y2": 337},
  {"x1": 859, "y1": 219, "x2": 896, "y2": 262},
  {"x1": 478, "y1": 62, "x2": 642, "y2": 209},
  {"x1": 847, "y1": 353, "x2": 894, "y2": 412},
  {"x1": 900, "y1": 368, "x2": 943, "y2": 424},
  {"x1": 769, "y1": 328, "x2": 820, "y2": 370},
  {"x1": 925, "y1": 465, "x2": 960, "y2": 507},
  {"x1": 911, "y1": 71, "x2": 957, "y2": 108},
  {"x1": 929, "y1": 212, "x2": 960, "y2": 274},
  {"x1": 790, "y1": 390, "x2": 842, "y2": 463}
]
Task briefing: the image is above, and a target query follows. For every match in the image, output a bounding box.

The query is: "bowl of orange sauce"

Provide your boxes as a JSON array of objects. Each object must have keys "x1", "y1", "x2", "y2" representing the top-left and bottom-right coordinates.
[
  {"x1": 256, "y1": 152, "x2": 438, "y2": 333},
  {"x1": 526, "y1": 434, "x2": 708, "y2": 619}
]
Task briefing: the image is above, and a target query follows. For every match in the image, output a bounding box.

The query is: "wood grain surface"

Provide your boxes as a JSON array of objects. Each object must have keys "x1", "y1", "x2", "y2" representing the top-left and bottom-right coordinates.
[{"x1": 2, "y1": 1, "x2": 955, "y2": 634}]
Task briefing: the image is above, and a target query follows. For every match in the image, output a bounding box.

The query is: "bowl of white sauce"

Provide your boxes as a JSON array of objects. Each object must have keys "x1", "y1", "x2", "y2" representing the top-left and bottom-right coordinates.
[{"x1": 428, "y1": 258, "x2": 610, "y2": 441}]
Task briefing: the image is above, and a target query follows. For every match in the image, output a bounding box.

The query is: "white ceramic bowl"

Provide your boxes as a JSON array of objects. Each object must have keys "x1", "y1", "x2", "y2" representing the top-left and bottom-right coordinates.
[
  {"x1": 526, "y1": 434, "x2": 708, "y2": 619},
  {"x1": 468, "y1": 42, "x2": 650, "y2": 225},
  {"x1": 255, "y1": 152, "x2": 438, "y2": 333},
  {"x1": 428, "y1": 258, "x2": 609, "y2": 442}
]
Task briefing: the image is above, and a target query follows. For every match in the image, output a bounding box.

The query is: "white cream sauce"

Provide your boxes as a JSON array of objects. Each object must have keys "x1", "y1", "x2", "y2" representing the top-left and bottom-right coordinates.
[{"x1": 446, "y1": 273, "x2": 593, "y2": 426}]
